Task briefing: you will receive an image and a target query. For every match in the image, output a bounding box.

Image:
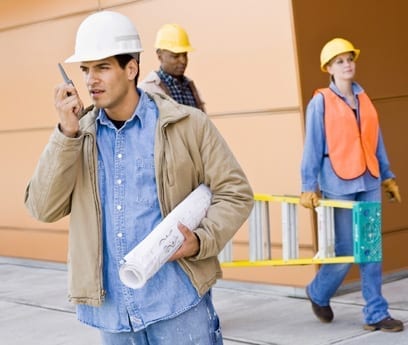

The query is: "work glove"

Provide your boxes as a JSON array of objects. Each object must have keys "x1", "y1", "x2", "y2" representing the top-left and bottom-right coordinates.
[
  {"x1": 382, "y1": 178, "x2": 401, "y2": 203},
  {"x1": 300, "y1": 192, "x2": 320, "y2": 209}
]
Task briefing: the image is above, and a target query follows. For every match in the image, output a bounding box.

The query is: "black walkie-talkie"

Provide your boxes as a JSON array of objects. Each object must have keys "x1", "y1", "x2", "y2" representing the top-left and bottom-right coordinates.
[{"x1": 58, "y1": 63, "x2": 75, "y2": 96}]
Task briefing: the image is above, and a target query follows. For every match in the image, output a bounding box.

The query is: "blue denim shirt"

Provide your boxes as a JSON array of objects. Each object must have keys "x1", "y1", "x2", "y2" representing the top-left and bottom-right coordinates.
[
  {"x1": 301, "y1": 81, "x2": 394, "y2": 196},
  {"x1": 77, "y1": 89, "x2": 200, "y2": 332}
]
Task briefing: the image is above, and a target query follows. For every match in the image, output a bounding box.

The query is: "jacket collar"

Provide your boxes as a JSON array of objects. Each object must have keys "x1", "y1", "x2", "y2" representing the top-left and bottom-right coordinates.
[
  {"x1": 79, "y1": 90, "x2": 192, "y2": 133},
  {"x1": 145, "y1": 91, "x2": 191, "y2": 125}
]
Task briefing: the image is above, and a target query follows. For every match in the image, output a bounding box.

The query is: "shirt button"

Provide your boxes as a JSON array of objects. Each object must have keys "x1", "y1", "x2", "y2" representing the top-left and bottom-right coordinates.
[
  {"x1": 119, "y1": 259, "x2": 124, "y2": 265},
  {"x1": 117, "y1": 153, "x2": 122, "y2": 159},
  {"x1": 130, "y1": 316, "x2": 142, "y2": 324},
  {"x1": 117, "y1": 232, "x2": 123, "y2": 238},
  {"x1": 117, "y1": 205, "x2": 122, "y2": 210},
  {"x1": 117, "y1": 179, "x2": 122, "y2": 185}
]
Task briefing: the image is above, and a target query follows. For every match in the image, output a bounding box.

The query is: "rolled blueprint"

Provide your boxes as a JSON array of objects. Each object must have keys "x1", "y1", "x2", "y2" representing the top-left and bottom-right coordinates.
[{"x1": 119, "y1": 184, "x2": 212, "y2": 289}]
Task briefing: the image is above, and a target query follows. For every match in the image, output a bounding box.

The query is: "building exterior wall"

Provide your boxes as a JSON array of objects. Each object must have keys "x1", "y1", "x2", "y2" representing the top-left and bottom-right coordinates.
[
  {"x1": 2, "y1": 0, "x2": 406, "y2": 289},
  {"x1": 1, "y1": 0, "x2": 314, "y2": 287}
]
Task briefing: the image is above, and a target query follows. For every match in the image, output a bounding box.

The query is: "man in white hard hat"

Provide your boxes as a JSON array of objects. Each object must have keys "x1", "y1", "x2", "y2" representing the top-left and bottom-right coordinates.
[
  {"x1": 140, "y1": 23, "x2": 206, "y2": 112},
  {"x1": 24, "y1": 11, "x2": 253, "y2": 345}
]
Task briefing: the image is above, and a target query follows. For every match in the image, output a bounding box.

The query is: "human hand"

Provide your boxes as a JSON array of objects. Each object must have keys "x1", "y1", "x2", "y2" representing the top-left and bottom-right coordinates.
[
  {"x1": 54, "y1": 83, "x2": 83, "y2": 138},
  {"x1": 168, "y1": 222, "x2": 200, "y2": 261},
  {"x1": 382, "y1": 178, "x2": 401, "y2": 203},
  {"x1": 300, "y1": 191, "x2": 320, "y2": 209}
]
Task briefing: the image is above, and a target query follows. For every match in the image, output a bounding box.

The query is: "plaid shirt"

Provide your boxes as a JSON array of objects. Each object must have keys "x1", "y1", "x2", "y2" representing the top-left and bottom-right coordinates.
[{"x1": 157, "y1": 69, "x2": 198, "y2": 108}]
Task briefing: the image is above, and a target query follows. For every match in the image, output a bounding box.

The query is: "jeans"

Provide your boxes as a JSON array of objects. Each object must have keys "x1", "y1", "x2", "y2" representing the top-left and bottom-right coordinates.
[
  {"x1": 100, "y1": 292, "x2": 223, "y2": 345},
  {"x1": 307, "y1": 189, "x2": 390, "y2": 324}
]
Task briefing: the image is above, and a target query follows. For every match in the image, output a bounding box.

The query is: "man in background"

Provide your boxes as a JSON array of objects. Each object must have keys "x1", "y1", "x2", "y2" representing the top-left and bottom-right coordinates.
[{"x1": 140, "y1": 23, "x2": 205, "y2": 112}]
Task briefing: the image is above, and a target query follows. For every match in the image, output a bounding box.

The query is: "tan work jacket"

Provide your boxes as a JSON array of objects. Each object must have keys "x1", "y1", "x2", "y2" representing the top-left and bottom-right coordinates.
[{"x1": 25, "y1": 92, "x2": 253, "y2": 306}]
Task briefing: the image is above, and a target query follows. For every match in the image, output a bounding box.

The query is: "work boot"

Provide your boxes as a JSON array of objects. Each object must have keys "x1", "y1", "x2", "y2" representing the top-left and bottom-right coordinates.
[
  {"x1": 306, "y1": 288, "x2": 333, "y2": 323},
  {"x1": 364, "y1": 317, "x2": 404, "y2": 332}
]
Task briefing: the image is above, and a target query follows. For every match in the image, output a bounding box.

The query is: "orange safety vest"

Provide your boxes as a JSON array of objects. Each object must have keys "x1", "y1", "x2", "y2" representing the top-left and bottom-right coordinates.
[{"x1": 315, "y1": 88, "x2": 380, "y2": 179}]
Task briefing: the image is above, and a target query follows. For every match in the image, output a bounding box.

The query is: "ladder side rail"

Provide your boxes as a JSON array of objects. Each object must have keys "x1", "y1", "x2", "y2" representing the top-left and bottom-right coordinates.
[
  {"x1": 218, "y1": 239, "x2": 233, "y2": 263},
  {"x1": 281, "y1": 202, "x2": 293, "y2": 260},
  {"x1": 315, "y1": 205, "x2": 335, "y2": 259},
  {"x1": 327, "y1": 206, "x2": 335, "y2": 257},
  {"x1": 281, "y1": 202, "x2": 299, "y2": 260},
  {"x1": 262, "y1": 201, "x2": 271, "y2": 260},
  {"x1": 218, "y1": 239, "x2": 232, "y2": 263},
  {"x1": 289, "y1": 203, "x2": 299, "y2": 259},
  {"x1": 281, "y1": 202, "x2": 290, "y2": 261},
  {"x1": 249, "y1": 200, "x2": 263, "y2": 261},
  {"x1": 255, "y1": 200, "x2": 262, "y2": 261},
  {"x1": 248, "y1": 202, "x2": 257, "y2": 262},
  {"x1": 319, "y1": 206, "x2": 327, "y2": 258}
]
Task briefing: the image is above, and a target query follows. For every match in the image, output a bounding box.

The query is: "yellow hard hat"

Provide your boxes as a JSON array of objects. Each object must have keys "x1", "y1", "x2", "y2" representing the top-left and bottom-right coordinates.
[
  {"x1": 320, "y1": 38, "x2": 360, "y2": 72},
  {"x1": 154, "y1": 24, "x2": 194, "y2": 53}
]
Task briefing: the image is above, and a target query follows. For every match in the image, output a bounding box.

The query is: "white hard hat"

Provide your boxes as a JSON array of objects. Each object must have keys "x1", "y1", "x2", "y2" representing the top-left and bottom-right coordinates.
[{"x1": 65, "y1": 11, "x2": 143, "y2": 63}]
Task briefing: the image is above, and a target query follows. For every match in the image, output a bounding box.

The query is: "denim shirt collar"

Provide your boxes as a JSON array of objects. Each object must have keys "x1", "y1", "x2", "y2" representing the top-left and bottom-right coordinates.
[
  {"x1": 329, "y1": 80, "x2": 364, "y2": 98},
  {"x1": 96, "y1": 88, "x2": 149, "y2": 129}
]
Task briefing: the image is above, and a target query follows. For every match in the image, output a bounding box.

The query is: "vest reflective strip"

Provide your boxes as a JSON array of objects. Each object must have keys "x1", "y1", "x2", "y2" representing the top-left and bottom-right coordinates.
[{"x1": 316, "y1": 88, "x2": 380, "y2": 179}]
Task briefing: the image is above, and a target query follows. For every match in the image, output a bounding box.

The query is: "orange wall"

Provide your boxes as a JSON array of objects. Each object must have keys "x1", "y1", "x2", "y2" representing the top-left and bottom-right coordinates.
[
  {"x1": 6, "y1": 0, "x2": 407, "y2": 289},
  {"x1": 1, "y1": 0, "x2": 313, "y2": 287}
]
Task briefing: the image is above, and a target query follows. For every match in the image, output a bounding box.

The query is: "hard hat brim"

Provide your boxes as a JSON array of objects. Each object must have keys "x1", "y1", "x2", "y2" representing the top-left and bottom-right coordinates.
[
  {"x1": 65, "y1": 48, "x2": 144, "y2": 63},
  {"x1": 156, "y1": 46, "x2": 194, "y2": 54},
  {"x1": 321, "y1": 48, "x2": 360, "y2": 72}
]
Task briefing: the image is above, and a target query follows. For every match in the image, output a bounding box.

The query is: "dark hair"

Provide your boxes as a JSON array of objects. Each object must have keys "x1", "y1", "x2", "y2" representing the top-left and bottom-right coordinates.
[{"x1": 113, "y1": 54, "x2": 140, "y2": 85}]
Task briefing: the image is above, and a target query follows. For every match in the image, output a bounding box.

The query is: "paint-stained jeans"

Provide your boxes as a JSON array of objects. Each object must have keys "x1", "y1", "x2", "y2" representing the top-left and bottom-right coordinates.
[
  {"x1": 307, "y1": 189, "x2": 390, "y2": 324},
  {"x1": 100, "y1": 292, "x2": 223, "y2": 345}
]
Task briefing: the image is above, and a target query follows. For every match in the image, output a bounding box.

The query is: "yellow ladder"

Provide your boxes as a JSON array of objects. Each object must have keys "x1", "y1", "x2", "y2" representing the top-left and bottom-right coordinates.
[{"x1": 220, "y1": 194, "x2": 382, "y2": 268}]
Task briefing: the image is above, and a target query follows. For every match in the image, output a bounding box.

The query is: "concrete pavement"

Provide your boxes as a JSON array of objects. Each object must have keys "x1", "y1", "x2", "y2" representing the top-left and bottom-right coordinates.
[{"x1": 1, "y1": 256, "x2": 407, "y2": 345}]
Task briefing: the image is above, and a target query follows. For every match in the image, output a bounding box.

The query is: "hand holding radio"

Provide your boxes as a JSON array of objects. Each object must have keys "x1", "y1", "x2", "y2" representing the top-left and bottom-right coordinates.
[{"x1": 55, "y1": 63, "x2": 84, "y2": 138}]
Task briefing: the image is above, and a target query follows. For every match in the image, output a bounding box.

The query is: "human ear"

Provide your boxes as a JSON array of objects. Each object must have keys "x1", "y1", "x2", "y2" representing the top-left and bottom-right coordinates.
[
  {"x1": 326, "y1": 64, "x2": 334, "y2": 76},
  {"x1": 127, "y1": 59, "x2": 139, "y2": 81}
]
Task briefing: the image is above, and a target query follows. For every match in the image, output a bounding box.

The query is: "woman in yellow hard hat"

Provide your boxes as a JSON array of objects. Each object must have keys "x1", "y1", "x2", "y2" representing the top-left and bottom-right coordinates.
[{"x1": 300, "y1": 38, "x2": 403, "y2": 332}]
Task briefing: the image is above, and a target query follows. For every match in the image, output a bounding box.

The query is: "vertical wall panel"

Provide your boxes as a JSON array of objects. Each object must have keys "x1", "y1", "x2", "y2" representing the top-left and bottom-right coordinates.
[{"x1": 292, "y1": 0, "x2": 408, "y2": 276}]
